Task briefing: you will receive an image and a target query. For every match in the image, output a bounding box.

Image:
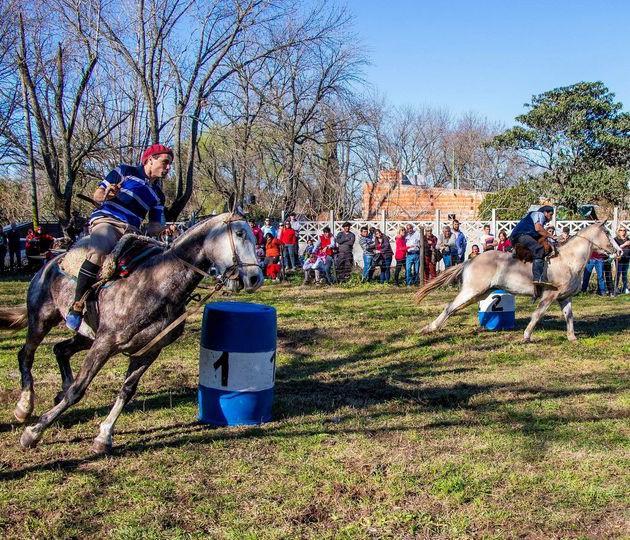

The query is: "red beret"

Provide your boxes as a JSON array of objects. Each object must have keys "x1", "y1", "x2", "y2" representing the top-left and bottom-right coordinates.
[{"x1": 141, "y1": 144, "x2": 173, "y2": 164}]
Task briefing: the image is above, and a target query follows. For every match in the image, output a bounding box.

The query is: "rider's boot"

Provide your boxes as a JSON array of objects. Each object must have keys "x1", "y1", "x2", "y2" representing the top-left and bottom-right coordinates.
[
  {"x1": 66, "y1": 260, "x2": 100, "y2": 332},
  {"x1": 531, "y1": 258, "x2": 556, "y2": 302}
]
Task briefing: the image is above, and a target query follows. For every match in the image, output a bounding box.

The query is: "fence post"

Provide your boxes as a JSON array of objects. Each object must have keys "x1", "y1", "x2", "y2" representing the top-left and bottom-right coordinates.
[
  {"x1": 434, "y1": 209, "x2": 441, "y2": 236},
  {"x1": 552, "y1": 206, "x2": 557, "y2": 229},
  {"x1": 491, "y1": 208, "x2": 497, "y2": 235},
  {"x1": 381, "y1": 209, "x2": 386, "y2": 233},
  {"x1": 329, "y1": 210, "x2": 335, "y2": 232},
  {"x1": 419, "y1": 233, "x2": 425, "y2": 287},
  {"x1": 612, "y1": 206, "x2": 619, "y2": 232}
]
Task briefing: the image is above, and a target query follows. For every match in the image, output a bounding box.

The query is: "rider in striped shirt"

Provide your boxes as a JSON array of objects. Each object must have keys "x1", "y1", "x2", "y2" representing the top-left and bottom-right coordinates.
[{"x1": 66, "y1": 144, "x2": 173, "y2": 332}]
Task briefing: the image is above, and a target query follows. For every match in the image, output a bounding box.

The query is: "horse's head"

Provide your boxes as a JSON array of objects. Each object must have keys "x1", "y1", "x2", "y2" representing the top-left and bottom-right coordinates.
[
  {"x1": 587, "y1": 221, "x2": 623, "y2": 256},
  {"x1": 205, "y1": 214, "x2": 263, "y2": 293}
]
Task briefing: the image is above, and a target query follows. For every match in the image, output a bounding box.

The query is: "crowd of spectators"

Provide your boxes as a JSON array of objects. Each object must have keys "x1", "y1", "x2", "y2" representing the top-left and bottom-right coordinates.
[
  {"x1": 246, "y1": 216, "x2": 630, "y2": 294},
  {"x1": 3, "y1": 212, "x2": 629, "y2": 296}
]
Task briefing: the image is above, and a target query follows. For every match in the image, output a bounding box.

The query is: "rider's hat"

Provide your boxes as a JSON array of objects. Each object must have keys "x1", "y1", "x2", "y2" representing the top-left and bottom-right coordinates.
[{"x1": 141, "y1": 144, "x2": 173, "y2": 164}]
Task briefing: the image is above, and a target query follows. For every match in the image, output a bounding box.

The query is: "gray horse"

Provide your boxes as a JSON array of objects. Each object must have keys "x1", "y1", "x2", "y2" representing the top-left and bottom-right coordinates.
[
  {"x1": 417, "y1": 222, "x2": 621, "y2": 342},
  {"x1": 0, "y1": 213, "x2": 263, "y2": 452}
]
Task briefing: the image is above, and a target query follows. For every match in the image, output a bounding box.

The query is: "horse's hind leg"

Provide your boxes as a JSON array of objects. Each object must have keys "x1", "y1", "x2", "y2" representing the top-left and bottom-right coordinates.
[
  {"x1": 558, "y1": 298, "x2": 577, "y2": 342},
  {"x1": 52, "y1": 334, "x2": 93, "y2": 404},
  {"x1": 93, "y1": 351, "x2": 160, "y2": 454},
  {"x1": 15, "y1": 309, "x2": 61, "y2": 423},
  {"x1": 523, "y1": 291, "x2": 559, "y2": 342},
  {"x1": 20, "y1": 339, "x2": 113, "y2": 449},
  {"x1": 421, "y1": 286, "x2": 489, "y2": 334}
]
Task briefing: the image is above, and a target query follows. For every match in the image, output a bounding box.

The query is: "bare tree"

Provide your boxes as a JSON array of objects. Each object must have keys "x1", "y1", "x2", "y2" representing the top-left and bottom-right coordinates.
[{"x1": 11, "y1": 1, "x2": 128, "y2": 225}]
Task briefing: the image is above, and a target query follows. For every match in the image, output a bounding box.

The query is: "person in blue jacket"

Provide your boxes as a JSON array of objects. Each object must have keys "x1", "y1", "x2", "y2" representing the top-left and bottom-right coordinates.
[{"x1": 510, "y1": 205, "x2": 556, "y2": 297}]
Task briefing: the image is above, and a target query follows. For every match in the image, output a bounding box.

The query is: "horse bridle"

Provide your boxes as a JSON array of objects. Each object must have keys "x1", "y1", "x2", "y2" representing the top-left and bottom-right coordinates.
[
  {"x1": 221, "y1": 213, "x2": 262, "y2": 281},
  {"x1": 134, "y1": 214, "x2": 261, "y2": 358},
  {"x1": 574, "y1": 229, "x2": 617, "y2": 255},
  {"x1": 174, "y1": 213, "x2": 261, "y2": 283}
]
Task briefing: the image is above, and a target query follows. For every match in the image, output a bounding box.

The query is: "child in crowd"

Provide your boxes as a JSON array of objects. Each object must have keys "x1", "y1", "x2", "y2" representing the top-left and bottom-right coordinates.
[
  {"x1": 497, "y1": 230, "x2": 512, "y2": 252},
  {"x1": 302, "y1": 239, "x2": 316, "y2": 262},
  {"x1": 481, "y1": 224, "x2": 496, "y2": 251},
  {"x1": 468, "y1": 244, "x2": 480, "y2": 260}
]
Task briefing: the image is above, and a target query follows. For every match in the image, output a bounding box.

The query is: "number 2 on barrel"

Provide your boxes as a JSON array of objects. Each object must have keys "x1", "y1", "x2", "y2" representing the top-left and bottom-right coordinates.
[
  {"x1": 213, "y1": 351, "x2": 229, "y2": 386},
  {"x1": 490, "y1": 295, "x2": 504, "y2": 312}
]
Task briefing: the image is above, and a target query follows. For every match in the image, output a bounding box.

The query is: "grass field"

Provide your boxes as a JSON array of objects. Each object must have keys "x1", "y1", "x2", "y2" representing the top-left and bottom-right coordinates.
[{"x1": 0, "y1": 275, "x2": 628, "y2": 539}]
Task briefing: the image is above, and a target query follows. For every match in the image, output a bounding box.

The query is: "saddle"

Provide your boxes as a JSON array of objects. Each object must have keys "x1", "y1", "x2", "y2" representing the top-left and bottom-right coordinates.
[
  {"x1": 513, "y1": 237, "x2": 556, "y2": 263},
  {"x1": 59, "y1": 234, "x2": 165, "y2": 281},
  {"x1": 59, "y1": 235, "x2": 165, "y2": 340}
]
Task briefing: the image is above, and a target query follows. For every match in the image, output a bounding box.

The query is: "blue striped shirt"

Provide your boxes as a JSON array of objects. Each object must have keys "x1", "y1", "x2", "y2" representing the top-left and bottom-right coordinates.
[{"x1": 90, "y1": 164, "x2": 165, "y2": 229}]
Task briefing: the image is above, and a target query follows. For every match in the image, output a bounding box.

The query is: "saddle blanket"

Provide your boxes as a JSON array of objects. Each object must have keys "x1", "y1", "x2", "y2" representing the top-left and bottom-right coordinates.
[{"x1": 59, "y1": 234, "x2": 164, "y2": 281}]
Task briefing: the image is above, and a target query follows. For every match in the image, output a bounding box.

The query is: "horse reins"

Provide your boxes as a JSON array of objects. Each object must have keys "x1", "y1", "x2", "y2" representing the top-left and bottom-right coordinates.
[
  {"x1": 573, "y1": 231, "x2": 616, "y2": 255},
  {"x1": 132, "y1": 214, "x2": 260, "y2": 358}
]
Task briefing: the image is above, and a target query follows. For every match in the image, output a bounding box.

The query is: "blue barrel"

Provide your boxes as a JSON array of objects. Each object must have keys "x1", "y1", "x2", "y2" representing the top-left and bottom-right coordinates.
[
  {"x1": 198, "y1": 301, "x2": 277, "y2": 426},
  {"x1": 478, "y1": 290, "x2": 516, "y2": 331}
]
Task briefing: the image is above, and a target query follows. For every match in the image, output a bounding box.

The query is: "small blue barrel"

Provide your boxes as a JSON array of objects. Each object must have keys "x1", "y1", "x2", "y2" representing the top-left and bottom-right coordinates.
[
  {"x1": 198, "y1": 301, "x2": 277, "y2": 426},
  {"x1": 478, "y1": 290, "x2": 516, "y2": 331}
]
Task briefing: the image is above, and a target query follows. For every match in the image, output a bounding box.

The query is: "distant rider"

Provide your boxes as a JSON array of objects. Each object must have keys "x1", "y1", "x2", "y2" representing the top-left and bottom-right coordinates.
[
  {"x1": 510, "y1": 205, "x2": 556, "y2": 298},
  {"x1": 66, "y1": 144, "x2": 173, "y2": 332}
]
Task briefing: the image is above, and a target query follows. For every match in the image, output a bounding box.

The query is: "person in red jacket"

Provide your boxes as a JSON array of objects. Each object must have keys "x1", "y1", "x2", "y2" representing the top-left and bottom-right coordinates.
[
  {"x1": 279, "y1": 221, "x2": 298, "y2": 271},
  {"x1": 264, "y1": 232, "x2": 282, "y2": 278},
  {"x1": 248, "y1": 219, "x2": 264, "y2": 246},
  {"x1": 496, "y1": 230, "x2": 512, "y2": 252},
  {"x1": 393, "y1": 226, "x2": 407, "y2": 286},
  {"x1": 314, "y1": 226, "x2": 337, "y2": 283}
]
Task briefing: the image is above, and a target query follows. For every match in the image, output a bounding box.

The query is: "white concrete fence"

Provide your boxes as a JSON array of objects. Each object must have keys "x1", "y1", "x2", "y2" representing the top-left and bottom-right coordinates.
[
  {"x1": 293, "y1": 208, "x2": 629, "y2": 264},
  {"x1": 296, "y1": 208, "x2": 629, "y2": 257}
]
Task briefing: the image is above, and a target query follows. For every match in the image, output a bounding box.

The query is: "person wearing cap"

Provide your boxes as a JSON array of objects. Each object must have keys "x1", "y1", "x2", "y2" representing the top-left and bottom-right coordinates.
[
  {"x1": 335, "y1": 222, "x2": 355, "y2": 282},
  {"x1": 510, "y1": 205, "x2": 556, "y2": 297},
  {"x1": 66, "y1": 143, "x2": 173, "y2": 332}
]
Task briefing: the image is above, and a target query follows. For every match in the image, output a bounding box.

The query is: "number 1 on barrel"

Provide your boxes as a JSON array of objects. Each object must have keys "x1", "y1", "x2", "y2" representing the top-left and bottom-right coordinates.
[{"x1": 213, "y1": 351, "x2": 229, "y2": 386}]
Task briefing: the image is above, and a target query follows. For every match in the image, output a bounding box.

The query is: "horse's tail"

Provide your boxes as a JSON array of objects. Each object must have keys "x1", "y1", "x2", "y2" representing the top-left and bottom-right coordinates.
[
  {"x1": 416, "y1": 263, "x2": 466, "y2": 302},
  {"x1": 0, "y1": 305, "x2": 28, "y2": 329}
]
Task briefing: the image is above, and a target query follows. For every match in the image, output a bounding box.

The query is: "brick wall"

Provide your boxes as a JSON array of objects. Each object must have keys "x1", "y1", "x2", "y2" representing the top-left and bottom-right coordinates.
[{"x1": 363, "y1": 170, "x2": 488, "y2": 220}]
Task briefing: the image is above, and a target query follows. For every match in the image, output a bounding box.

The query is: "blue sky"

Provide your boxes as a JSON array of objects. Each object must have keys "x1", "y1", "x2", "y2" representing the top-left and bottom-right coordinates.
[{"x1": 344, "y1": 0, "x2": 630, "y2": 126}]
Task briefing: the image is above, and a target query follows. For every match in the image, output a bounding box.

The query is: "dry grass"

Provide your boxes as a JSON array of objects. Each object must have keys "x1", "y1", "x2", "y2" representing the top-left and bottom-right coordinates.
[{"x1": 0, "y1": 276, "x2": 628, "y2": 539}]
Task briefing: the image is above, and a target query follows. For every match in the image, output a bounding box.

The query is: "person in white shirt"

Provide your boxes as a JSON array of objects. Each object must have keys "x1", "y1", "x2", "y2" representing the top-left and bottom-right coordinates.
[{"x1": 404, "y1": 224, "x2": 422, "y2": 285}]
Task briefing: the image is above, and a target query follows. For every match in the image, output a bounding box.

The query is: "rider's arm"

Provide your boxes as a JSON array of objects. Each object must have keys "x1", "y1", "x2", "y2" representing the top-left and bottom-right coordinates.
[
  {"x1": 94, "y1": 167, "x2": 125, "y2": 203},
  {"x1": 146, "y1": 221, "x2": 163, "y2": 237},
  {"x1": 534, "y1": 222, "x2": 551, "y2": 238},
  {"x1": 146, "y1": 189, "x2": 166, "y2": 237}
]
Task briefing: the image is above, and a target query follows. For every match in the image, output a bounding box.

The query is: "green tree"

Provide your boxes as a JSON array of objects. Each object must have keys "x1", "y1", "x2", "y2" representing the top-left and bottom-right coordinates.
[
  {"x1": 492, "y1": 82, "x2": 630, "y2": 211},
  {"x1": 477, "y1": 180, "x2": 541, "y2": 220}
]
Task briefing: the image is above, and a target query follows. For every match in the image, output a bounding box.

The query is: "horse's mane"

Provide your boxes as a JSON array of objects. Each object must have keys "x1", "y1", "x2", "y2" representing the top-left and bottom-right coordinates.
[
  {"x1": 559, "y1": 222, "x2": 601, "y2": 249},
  {"x1": 169, "y1": 212, "x2": 237, "y2": 250}
]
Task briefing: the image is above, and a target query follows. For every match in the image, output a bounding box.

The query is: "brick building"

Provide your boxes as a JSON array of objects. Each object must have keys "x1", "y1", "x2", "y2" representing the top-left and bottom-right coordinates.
[{"x1": 363, "y1": 169, "x2": 488, "y2": 220}]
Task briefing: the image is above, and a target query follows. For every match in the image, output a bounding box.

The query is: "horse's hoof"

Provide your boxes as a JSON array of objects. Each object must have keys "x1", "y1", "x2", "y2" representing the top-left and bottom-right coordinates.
[
  {"x1": 91, "y1": 439, "x2": 112, "y2": 455},
  {"x1": 420, "y1": 326, "x2": 432, "y2": 335},
  {"x1": 13, "y1": 404, "x2": 31, "y2": 423},
  {"x1": 53, "y1": 391, "x2": 66, "y2": 405},
  {"x1": 568, "y1": 335, "x2": 578, "y2": 342},
  {"x1": 20, "y1": 427, "x2": 40, "y2": 449},
  {"x1": 522, "y1": 336, "x2": 531, "y2": 344}
]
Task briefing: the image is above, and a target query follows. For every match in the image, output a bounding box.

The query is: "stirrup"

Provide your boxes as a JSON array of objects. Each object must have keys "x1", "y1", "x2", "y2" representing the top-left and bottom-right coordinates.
[{"x1": 532, "y1": 280, "x2": 557, "y2": 289}]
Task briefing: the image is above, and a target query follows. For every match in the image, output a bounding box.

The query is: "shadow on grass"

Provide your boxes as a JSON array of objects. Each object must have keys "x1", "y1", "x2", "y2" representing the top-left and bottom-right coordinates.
[
  {"x1": 1, "y1": 376, "x2": 625, "y2": 482},
  {"x1": 513, "y1": 312, "x2": 629, "y2": 337},
  {"x1": 2, "y1": 310, "x2": 627, "y2": 480}
]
